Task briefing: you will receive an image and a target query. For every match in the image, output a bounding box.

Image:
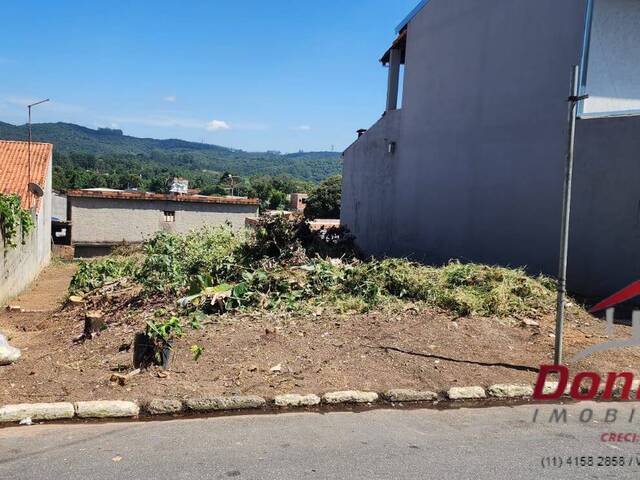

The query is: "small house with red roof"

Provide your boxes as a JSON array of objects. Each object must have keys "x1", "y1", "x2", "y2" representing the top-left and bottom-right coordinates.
[{"x1": 0, "y1": 140, "x2": 53, "y2": 305}]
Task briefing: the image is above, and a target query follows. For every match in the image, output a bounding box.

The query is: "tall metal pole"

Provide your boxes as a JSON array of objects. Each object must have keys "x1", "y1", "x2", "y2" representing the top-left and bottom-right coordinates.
[
  {"x1": 26, "y1": 99, "x2": 49, "y2": 209},
  {"x1": 27, "y1": 105, "x2": 32, "y2": 209},
  {"x1": 554, "y1": 65, "x2": 585, "y2": 365}
]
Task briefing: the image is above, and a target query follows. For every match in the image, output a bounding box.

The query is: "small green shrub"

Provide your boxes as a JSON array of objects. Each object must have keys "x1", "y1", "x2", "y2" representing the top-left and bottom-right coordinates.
[
  {"x1": 180, "y1": 225, "x2": 243, "y2": 279},
  {"x1": 145, "y1": 316, "x2": 183, "y2": 343},
  {"x1": 137, "y1": 225, "x2": 244, "y2": 293},
  {"x1": 142, "y1": 316, "x2": 184, "y2": 366},
  {"x1": 137, "y1": 232, "x2": 186, "y2": 293},
  {"x1": 69, "y1": 257, "x2": 138, "y2": 294},
  {"x1": 301, "y1": 258, "x2": 346, "y2": 294},
  {"x1": 245, "y1": 215, "x2": 305, "y2": 262},
  {"x1": 190, "y1": 344, "x2": 204, "y2": 361}
]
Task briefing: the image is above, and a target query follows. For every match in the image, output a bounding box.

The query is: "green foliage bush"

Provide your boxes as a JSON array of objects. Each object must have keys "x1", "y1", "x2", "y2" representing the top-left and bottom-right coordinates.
[
  {"x1": 137, "y1": 225, "x2": 244, "y2": 293},
  {"x1": 137, "y1": 232, "x2": 186, "y2": 293},
  {"x1": 69, "y1": 257, "x2": 138, "y2": 294},
  {"x1": 0, "y1": 194, "x2": 35, "y2": 248},
  {"x1": 245, "y1": 215, "x2": 306, "y2": 262},
  {"x1": 181, "y1": 225, "x2": 244, "y2": 279}
]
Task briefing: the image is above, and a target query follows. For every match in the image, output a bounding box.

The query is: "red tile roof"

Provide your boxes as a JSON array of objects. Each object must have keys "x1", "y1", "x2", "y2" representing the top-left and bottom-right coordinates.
[
  {"x1": 66, "y1": 189, "x2": 260, "y2": 206},
  {"x1": 0, "y1": 140, "x2": 53, "y2": 210}
]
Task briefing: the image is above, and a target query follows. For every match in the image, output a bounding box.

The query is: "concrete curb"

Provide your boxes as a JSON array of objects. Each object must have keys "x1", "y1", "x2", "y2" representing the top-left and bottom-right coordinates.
[
  {"x1": 448, "y1": 386, "x2": 486, "y2": 400},
  {"x1": 382, "y1": 389, "x2": 438, "y2": 402},
  {"x1": 487, "y1": 384, "x2": 534, "y2": 398},
  {"x1": 0, "y1": 384, "x2": 570, "y2": 424},
  {"x1": 75, "y1": 401, "x2": 140, "y2": 418},
  {"x1": 0, "y1": 403, "x2": 75, "y2": 422},
  {"x1": 185, "y1": 395, "x2": 266, "y2": 411},
  {"x1": 145, "y1": 399, "x2": 184, "y2": 415},
  {"x1": 274, "y1": 394, "x2": 321, "y2": 407},
  {"x1": 322, "y1": 391, "x2": 379, "y2": 404}
]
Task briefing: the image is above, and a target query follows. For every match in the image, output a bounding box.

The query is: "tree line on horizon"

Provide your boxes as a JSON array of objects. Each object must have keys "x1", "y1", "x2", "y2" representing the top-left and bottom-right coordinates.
[{"x1": 53, "y1": 152, "x2": 342, "y2": 217}]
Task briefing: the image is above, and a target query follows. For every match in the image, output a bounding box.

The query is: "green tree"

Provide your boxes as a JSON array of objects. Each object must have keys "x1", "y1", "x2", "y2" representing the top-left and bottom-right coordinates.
[
  {"x1": 304, "y1": 175, "x2": 341, "y2": 220},
  {"x1": 268, "y1": 190, "x2": 287, "y2": 210}
]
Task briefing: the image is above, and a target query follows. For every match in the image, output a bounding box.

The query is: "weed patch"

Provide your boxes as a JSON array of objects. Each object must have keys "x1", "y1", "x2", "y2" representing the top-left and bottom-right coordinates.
[
  {"x1": 69, "y1": 256, "x2": 138, "y2": 295},
  {"x1": 70, "y1": 218, "x2": 566, "y2": 321}
]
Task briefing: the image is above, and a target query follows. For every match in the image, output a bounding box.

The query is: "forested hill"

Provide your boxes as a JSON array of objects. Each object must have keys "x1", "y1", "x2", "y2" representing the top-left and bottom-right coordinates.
[{"x1": 0, "y1": 121, "x2": 341, "y2": 182}]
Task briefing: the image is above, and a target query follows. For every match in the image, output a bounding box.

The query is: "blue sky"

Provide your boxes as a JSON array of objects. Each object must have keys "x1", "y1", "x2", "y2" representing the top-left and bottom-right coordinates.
[{"x1": 0, "y1": 0, "x2": 417, "y2": 153}]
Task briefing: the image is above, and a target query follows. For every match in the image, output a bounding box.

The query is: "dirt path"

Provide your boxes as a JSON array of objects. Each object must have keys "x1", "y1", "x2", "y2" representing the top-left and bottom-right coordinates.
[{"x1": 4, "y1": 261, "x2": 76, "y2": 312}]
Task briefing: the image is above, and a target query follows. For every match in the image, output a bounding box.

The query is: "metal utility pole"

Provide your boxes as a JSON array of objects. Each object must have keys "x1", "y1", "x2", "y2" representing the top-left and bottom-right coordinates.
[
  {"x1": 554, "y1": 65, "x2": 588, "y2": 365},
  {"x1": 26, "y1": 99, "x2": 50, "y2": 208}
]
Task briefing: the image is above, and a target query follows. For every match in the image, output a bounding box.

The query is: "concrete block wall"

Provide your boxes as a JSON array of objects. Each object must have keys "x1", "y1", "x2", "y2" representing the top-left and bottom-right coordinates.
[{"x1": 70, "y1": 197, "x2": 258, "y2": 246}]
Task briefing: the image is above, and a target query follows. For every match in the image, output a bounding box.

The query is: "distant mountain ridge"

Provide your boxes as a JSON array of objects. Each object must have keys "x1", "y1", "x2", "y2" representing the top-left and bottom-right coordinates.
[{"x1": 0, "y1": 121, "x2": 341, "y2": 182}]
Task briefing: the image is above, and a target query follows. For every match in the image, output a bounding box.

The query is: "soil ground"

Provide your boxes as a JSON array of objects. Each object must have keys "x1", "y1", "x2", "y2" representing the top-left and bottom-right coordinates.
[
  {"x1": 6, "y1": 259, "x2": 76, "y2": 312},
  {"x1": 1, "y1": 262, "x2": 640, "y2": 404}
]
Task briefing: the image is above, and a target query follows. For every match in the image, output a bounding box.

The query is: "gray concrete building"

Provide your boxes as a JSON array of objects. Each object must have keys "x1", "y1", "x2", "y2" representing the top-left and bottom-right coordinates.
[
  {"x1": 0, "y1": 141, "x2": 53, "y2": 306},
  {"x1": 341, "y1": 0, "x2": 640, "y2": 299},
  {"x1": 67, "y1": 189, "x2": 259, "y2": 257}
]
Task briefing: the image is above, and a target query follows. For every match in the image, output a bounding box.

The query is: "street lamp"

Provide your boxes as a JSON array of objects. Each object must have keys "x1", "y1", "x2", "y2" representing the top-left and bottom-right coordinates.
[{"x1": 26, "y1": 98, "x2": 50, "y2": 208}]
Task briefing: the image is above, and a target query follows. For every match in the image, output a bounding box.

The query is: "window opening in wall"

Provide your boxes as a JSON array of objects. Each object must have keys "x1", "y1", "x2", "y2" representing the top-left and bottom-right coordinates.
[{"x1": 163, "y1": 211, "x2": 175, "y2": 222}]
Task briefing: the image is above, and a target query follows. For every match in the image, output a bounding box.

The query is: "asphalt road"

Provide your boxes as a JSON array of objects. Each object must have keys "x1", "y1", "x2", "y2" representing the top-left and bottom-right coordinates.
[{"x1": 1, "y1": 402, "x2": 640, "y2": 479}]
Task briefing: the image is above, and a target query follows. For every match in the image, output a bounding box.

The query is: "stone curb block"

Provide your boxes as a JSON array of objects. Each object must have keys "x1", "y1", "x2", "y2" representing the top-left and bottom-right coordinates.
[
  {"x1": 574, "y1": 380, "x2": 640, "y2": 397},
  {"x1": 447, "y1": 386, "x2": 486, "y2": 400},
  {"x1": 487, "y1": 384, "x2": 534, "y2": 398},
  {"x1": 3, "y1": 382, "x2": 555, "y2": 424},
  {"x1": 185, "y1": 395, "x2": 266, "y2": 411},
  {"x1": 322, "y1": 391, "x2": 379, "y2": 404},
  {"x1": 543, "y1": 382, "x2": 572, "y2": 396},
  {"x1": 145, "y1": 399, "x2": 184, "y2": 415},
  {"x1": 0, "y1": 403, "x2": 75, "y2": 423},
  {"x1": 274, "y1": 394, "x2": 321, "y2": 407},
  {"x1": 74, "y1": 400, "x2": 140, "y2": 418},
  {"x1": 609, "y1": 380, "x2": 640, "y2": 397},
  {"x1": 382, "y1": 389, "x2": 438, "y2": 402}
]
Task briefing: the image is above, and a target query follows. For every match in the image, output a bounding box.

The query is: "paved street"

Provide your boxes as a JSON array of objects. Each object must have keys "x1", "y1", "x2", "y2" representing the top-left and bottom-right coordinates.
[{"x1": 1, "y1": 402, "x2": 640, "y2": 479}]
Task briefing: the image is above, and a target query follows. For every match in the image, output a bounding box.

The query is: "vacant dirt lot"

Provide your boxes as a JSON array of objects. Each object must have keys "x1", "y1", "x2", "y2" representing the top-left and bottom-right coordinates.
[{"x1": 1, "y1": 263, "x2": 638, "y2": 404}]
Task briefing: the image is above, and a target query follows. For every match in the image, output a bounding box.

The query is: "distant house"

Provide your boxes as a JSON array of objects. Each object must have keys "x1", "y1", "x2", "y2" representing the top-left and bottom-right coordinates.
[
  {"x1": 342, "y1": 0, "x2": 640, "y2": 298},
  {"x1": 66, "y1": 189, "x2": 260, "y2": 257},
  {"x1": 0, "y1": 140, "x2": 53, "y2": 305},
  {"x1": 289, "y1": 193, "x2": 308, "y2": 212},
  {"x1": 168, "y1": 177, "x2": 189, "y2": 194}
]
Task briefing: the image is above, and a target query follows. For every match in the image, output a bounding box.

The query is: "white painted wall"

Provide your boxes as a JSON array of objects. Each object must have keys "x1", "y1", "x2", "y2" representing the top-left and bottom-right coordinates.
[{"x1": 582, "y1": 0, "x2": 640, "y2": 115}]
